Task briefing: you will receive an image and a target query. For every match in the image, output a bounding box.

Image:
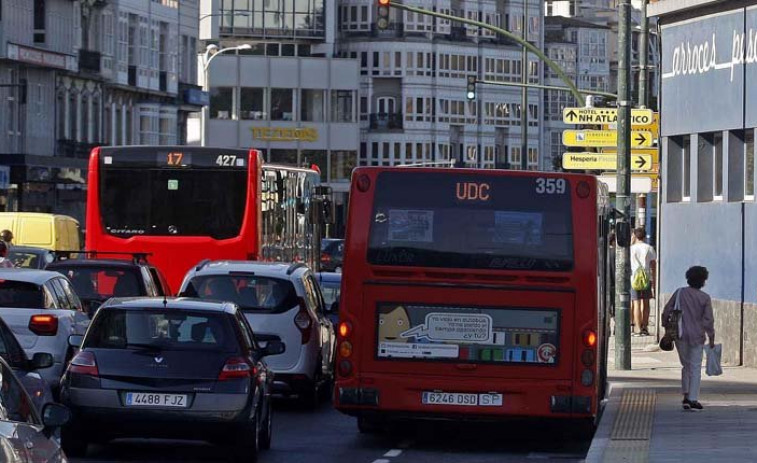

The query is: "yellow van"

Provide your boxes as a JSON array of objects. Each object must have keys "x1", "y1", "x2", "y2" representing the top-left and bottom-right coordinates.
[{"x1": 0, "y1": 212, "x2": 81, "y2": 251}]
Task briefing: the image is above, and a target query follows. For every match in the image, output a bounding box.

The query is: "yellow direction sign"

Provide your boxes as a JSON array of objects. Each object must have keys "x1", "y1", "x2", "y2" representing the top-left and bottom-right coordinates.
[
  {"x1": 562, "y1": 130, "x2": 654, "y2": 148},
  {"x1": 562, "y1": 107, "x2": 654, "y2": 126},
  {"x1": 562, "y1": 153, "x2": 653, "y2": 171}
]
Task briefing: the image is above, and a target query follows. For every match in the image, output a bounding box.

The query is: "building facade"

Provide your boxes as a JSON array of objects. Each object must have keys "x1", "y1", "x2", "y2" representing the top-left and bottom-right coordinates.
[
  {"x1": 0, "y1": 0, "x2": 201, "y2": 222},
  {"x1": 651, "y1": 0, "x2": 757, "y2": 367},
  {"x1": 196, "y1": 0, "x2": 360, "y2": 234},
  {"x1": 338, "y1": 0, "x2": 545, "y2": 170},
  {"x1": 543, "y1": 16, "x2": 611, "y2": 168}
]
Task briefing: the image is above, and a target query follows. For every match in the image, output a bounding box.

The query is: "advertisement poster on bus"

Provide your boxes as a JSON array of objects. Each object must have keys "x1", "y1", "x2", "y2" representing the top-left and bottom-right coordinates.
[{"x1": 376, "y1": 303, "x2": 560, "y2": 365}]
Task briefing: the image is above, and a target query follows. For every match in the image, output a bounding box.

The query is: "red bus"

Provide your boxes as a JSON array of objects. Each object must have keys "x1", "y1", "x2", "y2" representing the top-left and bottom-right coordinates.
[
  {"x1": 334, "y1": 167, "x2": 612, "y2": 431},
  {"x1": 85, "y1": 146, "x2": 328, "y2": 292}
]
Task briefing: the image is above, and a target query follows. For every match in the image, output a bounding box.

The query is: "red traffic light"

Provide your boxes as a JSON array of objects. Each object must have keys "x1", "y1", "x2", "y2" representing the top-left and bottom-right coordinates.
[{"x1": 378, "y1": 0, "x2": 390, "y2": 5}]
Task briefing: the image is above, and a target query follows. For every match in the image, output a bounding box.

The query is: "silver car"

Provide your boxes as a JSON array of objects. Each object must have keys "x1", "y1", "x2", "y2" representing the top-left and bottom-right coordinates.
[
  {"x1": 0, "y1": 269, "x2": 90, "y2": 389},
  {"x1": 0, "y1": 356, "x2": 71, "y2": 463},
  {"x1": 179, "y1": 261, "x2": 336, "y2": 407}
]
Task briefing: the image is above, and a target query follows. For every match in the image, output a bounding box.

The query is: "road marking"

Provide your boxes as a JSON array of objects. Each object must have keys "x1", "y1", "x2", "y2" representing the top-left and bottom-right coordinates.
[{"x1": 384, "y1": 449, "x2": 403, "y2": 457}]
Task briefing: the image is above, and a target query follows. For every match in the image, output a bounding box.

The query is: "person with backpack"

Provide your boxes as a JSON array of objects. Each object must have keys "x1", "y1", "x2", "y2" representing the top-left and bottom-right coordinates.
[
  {"x1": 661, "y1": 266, "x2": 715, "y2": 410},
  {"x1": 630, "y1": 228, "x2": 656, "y2": 336}
]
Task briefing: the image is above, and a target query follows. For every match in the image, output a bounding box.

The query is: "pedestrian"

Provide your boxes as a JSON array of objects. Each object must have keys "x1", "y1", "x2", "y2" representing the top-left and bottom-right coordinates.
[
  {"x1": 0, "y1": 242, "x2": 14, "y2": 268},
  {"x1": 630, "y1": 228, "x2": 656, "y2": 336},
  {"x1": 0, "y1": 230, "x2": 13, "y2": 250},
  {"x1": 662, "y1": 266, "x2": 715, "y2": 411}
]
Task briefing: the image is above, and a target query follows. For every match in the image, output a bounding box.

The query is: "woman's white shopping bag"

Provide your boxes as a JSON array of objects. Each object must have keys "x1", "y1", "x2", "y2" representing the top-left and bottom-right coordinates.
[{"x1": 705, "y1": 343, "x2": 723, "y2": 376}]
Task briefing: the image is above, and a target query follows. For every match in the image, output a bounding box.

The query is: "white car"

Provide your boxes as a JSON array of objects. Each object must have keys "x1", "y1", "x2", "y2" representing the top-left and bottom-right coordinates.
[
  {"x1": 0, "y1": 269, "x2": 90, "y2": 389},
  {"x1": 179, "y1": 261, "x2": 336, "y2": 407}
]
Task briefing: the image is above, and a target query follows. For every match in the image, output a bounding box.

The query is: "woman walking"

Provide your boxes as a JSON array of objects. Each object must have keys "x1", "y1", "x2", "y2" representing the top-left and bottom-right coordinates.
[{"x1": 662, "y1": 266, "x2": 715, "y2": 411}]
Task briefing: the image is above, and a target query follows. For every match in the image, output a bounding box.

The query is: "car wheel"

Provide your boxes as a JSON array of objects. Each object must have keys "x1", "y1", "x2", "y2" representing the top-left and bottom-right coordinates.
[
  {"x1": 61, "y1": 424, "x2": 89, "y2": 457},
  {"x1": 357, "y1": 415, "x2": 383, "y2": 434},
  {"x1": 259, "y1": 403, "x2": 273, "y2": 450},
  {"x1": 300, "y1": 368, "x2": 322, "y2": 409},
  {"x1": 231, "y1": 417, "x2": 260, "y2": 463}
]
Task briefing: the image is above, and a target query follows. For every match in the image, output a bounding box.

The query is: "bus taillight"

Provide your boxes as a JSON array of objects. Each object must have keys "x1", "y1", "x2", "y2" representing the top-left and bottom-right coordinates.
[
  {"x1": 583, "y1": 330, "x2": 597, "y2": 348},
  {"x1": 339, "y1": 341, "x2": 353, "y2": 358},
  {"x1": 338, "y1": 321, "x2": 352, "y2": 338}
]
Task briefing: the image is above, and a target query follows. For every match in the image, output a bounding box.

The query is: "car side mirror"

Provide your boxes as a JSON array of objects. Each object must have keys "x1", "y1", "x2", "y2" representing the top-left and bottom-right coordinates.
[
  {"x1": 68, "y1": 334, "x2": 84, "y2": 348},
  {"x1": 30, "y1": 352, "x2": 54, "y2": 370},
  {"x1": 262, "y1": 340, "x2": 285, "y2": 357},
  {"x1": 42, "y1": 403, "x2": 71, "y2": 428}
]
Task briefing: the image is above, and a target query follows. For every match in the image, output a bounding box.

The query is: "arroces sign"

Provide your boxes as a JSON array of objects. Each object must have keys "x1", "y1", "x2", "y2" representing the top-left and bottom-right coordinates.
[{"x1": 660, "y1": 9, "x2": 746, "y2": 135}]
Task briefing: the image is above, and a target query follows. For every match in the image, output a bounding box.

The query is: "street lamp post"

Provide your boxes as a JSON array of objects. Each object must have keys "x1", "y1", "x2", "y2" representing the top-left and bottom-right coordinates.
[{"x1": 201, "y1": 43, "x2": 252, "y2": 146}]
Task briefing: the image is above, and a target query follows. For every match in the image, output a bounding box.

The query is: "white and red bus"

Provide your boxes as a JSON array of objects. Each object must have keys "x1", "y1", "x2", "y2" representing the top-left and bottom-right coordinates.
[
  {"x1": 85, "y1": 146, "x2": 328, "y2": 292},
  {"x1": 334, "y1": 167, "x2": 613, "y2": 431}
]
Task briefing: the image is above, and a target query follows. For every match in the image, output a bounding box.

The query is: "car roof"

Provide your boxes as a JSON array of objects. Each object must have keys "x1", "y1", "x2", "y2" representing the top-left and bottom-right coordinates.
[
  {"x1": 47, "y1": 259, "x2": 143, "y2": 269},
  {"x1": 193, "y1": 260, "x2": 309, "y2": 277},
  {"x1": 0, "y1": 268, "x2": 66, "y2": 285},
  {"x1": 315, "y1": 272, "x2": 341, "y2": 284},
  {"x1": 102, "y1": 297, "x2": 237, "y2": 314},
  {"x1": 8, "y1": 246, "x2": 51, "y2": 254}
]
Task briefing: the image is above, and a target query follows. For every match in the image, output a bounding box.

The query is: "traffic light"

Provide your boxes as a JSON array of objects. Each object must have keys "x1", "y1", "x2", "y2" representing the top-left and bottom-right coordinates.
[
  {"x1": 377, "y1": 0, "x2": 390, "y2": 30},
  {"x1": 466, "y1": 75, "x2": 476, "y2": 100}
]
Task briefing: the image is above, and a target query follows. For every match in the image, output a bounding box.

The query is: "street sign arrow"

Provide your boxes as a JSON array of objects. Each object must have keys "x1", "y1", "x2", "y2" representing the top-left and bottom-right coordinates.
[
  {"x1": 565, "y1": 110, "x2": 578, "y2": 123},
  {"x1": 562, "y1": 130, "x2": 654, "y2": 148},
  {"x1": 562, "y1": 153, "x2": 653, "y2": 171},
  {"x1": 635, "y1": 156, "x2": 647, "y2": 169},
  {"x1": 634, "y1": 132, "x2": 648, "y2": 146}
]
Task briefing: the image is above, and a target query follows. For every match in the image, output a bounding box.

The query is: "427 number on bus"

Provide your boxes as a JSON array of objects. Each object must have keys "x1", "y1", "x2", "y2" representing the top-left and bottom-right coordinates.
[
  {"x1": 535, "y1": 178, "x2": 567, "y2": 195},
  {"x1": 216, "y1": 155, "x2": 240, "y2": 167}
]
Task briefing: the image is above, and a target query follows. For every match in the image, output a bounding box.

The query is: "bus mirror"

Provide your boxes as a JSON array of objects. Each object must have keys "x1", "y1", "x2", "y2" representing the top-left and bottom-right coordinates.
[{"x1": 615, "y1": 222, "x2": 631, "y2": 247}]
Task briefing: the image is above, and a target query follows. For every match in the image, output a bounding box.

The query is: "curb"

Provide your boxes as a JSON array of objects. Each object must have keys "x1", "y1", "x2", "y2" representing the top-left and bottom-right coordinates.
[{"x1": 583, "y1": 384, "x2": 621, "y2": 463}]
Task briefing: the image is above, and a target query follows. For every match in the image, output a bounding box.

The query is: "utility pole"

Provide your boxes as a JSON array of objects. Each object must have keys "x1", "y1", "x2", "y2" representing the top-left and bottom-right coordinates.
[
  {"x1": 520, "y1": 0, "x2": 529, "y2": 170},
  {"x1": 636, "y1": 0, "x2": 649, "y2": 230},
  {"x1": 615, "y1": 0, "x2": 632, "y2": 370}
]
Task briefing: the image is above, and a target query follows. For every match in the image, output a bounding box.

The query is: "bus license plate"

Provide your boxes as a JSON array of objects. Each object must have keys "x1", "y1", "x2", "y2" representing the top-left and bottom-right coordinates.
[
  {"x1": 125, "y1": 392, "x2": 188, "y2": 408},
  {"x1": 421, "y1": 392, "x2": 503, "y2": 407}
]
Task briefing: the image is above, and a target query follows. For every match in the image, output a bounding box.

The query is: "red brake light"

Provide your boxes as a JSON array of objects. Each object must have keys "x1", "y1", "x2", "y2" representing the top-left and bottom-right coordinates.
[
  {"x1": 356, "y1": 174, "x2": 371, "y2": 192},
  {"x1": 29, "y1": 314, "x2": 58, "y2": 336},
  {"x1": 218, "y1": 357, "x2": 254, "y2": 381},
  {"x1": 69, "y1": 351, "x2": 98, "y2": 376},
  {"x1": 583, "y1": 330, "x2": 597, "y2": 348},
  {"x1": 338, "y1": 321, "x2": 352, "y2": 338},
  {"x1": 294, "y1": 298, "x2": 313, "y2": 344}
]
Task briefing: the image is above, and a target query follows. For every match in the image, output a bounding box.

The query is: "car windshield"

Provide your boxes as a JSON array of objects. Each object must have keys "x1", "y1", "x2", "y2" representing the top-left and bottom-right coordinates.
[
  {"x1": 183, "y1": 275, "x2": 298, "y2": 313},
  {"x1": 320, "y1": 283, "x2": 340, "y2": 306},
  {"x1": 85, "y1": 309, "x2": 236, "y2": 352},
  {"x1": 0, "y1": 281, "x2": 44, "y2": 308},
  {"x1": 50, "y1": 266, "x2": 143, "y2": 300}
]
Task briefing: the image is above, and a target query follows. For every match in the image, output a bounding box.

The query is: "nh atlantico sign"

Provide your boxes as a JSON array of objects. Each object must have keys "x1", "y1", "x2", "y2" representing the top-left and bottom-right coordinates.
[
  {"x1": 562, "y1": 107, "x2": 654, "y2": 126},
  {"x1": 251, "y1": 127, "x2": 318, "y2": 142}
]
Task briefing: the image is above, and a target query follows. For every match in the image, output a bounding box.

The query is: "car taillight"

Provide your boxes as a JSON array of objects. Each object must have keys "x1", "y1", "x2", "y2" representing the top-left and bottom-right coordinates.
[
  {"x1": 321, "y1": 253, "x2": 331, "y2": 262},
  {"x1": 218, "y1": 357, "x2": 254, "y2": 381},
  {"x1": 69, "y1": 351, "x2": 98, "y2": 376},
  {"x1": 294, "y1": 298, "x2": 313, "y2": 344},
  {"x1": 29, "y1": 314, "x2": 58, "y2": 336}
]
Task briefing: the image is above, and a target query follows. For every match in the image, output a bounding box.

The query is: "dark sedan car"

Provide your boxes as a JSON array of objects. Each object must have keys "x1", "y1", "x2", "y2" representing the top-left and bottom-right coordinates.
[{"x1": 60, "y1": 297, "x2": 284, "y2": 461}]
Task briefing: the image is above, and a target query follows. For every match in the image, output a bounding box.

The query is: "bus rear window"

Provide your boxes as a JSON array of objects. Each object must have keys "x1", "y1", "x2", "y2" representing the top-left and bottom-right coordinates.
[
  {"x1": 100, "y1": 168, "x2": 247, "y2": 239},
  {"x1": 367, "y1": 172, "x2": 574, "y2": 271}
]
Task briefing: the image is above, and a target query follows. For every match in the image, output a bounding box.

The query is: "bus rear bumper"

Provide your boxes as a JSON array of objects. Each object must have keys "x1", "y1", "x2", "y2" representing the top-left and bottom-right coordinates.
[{"x1": 334, "y1": 376, "x2": 595, "y2": 419}]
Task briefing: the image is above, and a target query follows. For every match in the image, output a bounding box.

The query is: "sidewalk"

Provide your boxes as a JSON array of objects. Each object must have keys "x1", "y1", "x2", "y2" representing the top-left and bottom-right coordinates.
[{"x1": 586, "y1": 335, "x2": 757, "y2": 462}]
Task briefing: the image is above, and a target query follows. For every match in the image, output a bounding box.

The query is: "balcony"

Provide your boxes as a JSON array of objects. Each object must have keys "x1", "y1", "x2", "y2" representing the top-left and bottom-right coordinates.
[
  {"x1": 78, "y1": 49, "x2": 101, "y2": 74},
  {"x1": 128, "y1": 66, "x2": 137, "y2": 86},
  {"x1": 57, "y1": 140, "x2": 99, "y2": 159},
  {"x1": 369, "y1": 113, "x2": 403, "y2": 131}
]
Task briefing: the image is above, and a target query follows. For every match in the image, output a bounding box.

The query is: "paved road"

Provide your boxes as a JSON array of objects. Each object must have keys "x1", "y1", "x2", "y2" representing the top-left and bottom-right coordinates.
[{"x1": 70, "y1": 399, "x2": 591, "y2": 463}]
